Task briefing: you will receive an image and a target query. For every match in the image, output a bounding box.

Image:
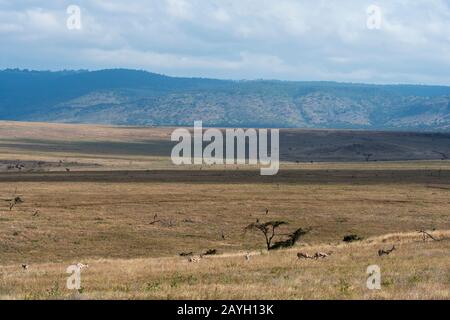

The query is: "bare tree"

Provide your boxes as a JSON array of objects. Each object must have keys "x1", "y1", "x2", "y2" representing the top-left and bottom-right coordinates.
[
  {"x1": 432, "y1": 151, "x2": 448, "y2": 160},
  {"x1": 363, "y1": 153, "x2": 373, "y2": 162},
  {"x1": 2, "y1": 188, "x2": 24, "y2": 211},
  {"x1": 418, "y1": 230, "x2": 440, "y2": 242},
  {"x1": 149, "y1": 213, "x2": 161, "y2": 225},
  {"x1": 4, "y1": 196, "x2": 24, "y2": 211}
]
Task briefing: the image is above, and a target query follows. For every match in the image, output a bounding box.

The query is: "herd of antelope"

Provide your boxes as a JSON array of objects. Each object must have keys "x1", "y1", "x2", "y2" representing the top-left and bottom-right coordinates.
[
  {"x1": 185, "y1": 244, "x2": 400, "y2": 263},
  {"x1": 180, "y1": 230, "x2": 445, "y2": 264}
]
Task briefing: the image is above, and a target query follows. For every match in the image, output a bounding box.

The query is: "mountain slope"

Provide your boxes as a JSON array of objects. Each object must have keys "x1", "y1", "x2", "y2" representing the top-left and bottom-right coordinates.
[{"x1": 1, "y1": 69, "x2": 450, "y2": 130}]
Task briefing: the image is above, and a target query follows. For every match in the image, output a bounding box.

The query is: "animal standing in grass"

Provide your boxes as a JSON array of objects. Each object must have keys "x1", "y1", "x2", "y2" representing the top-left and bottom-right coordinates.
[{"x1": 378, "y1": 246, "x2": 396, "y2": 257}]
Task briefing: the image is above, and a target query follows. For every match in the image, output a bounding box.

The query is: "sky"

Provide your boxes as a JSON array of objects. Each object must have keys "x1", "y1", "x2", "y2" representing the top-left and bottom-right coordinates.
[{"x1": 1, "y1": 0, "x2": 450, "y2": 85}]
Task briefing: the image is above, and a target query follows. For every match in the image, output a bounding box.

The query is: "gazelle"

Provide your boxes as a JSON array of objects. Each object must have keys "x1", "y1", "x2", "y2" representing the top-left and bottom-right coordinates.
[
  {"x1": 314, "y1": 252, "x2": 329, "y2": 259},
  {"x1": 297, "y1": 252, "x2": 313, "y2": 259},
  {"x1": 76, "y1": 263, "x2": 89, "y2": 270},
  {"x1": 378, "y1": 245, "x2": 396, "y2": 257},
  {"x1": 245, "y1": 252, "x2": 251, "y2": 261},
  {"x1": 188, "y1": 256, "x2": 202, "y2": 263}
]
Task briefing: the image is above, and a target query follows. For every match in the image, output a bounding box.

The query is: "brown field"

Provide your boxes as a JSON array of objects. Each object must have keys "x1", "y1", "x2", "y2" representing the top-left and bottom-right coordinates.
[
  {"x1": 0, "y1": 121, "x2": 449, "y2": 300},
  {"x1": 1, "y1": 231, "x2": 449, "y2": 300}
]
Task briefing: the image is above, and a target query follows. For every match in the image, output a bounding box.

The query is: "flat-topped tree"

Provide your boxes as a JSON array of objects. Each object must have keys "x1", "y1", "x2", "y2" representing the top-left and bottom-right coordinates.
[{"x1": 245, "y1": 221, "x2": 310, "y2": 251}]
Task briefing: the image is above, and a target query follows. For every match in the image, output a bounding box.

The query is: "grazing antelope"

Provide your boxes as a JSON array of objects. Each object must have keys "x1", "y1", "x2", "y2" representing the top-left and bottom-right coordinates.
[
  {"x1": 297, "y1": 252, "x2": 331, "y2": 260},
  {"x1": 188, "y1": 256, "x2": 202, "y2": 263},
  {"x1": 21, "y1": 264, "x2": 29, "y2": 270},
  {"x1": 378, "y1": 245, "x2": 396, "y2": 257},
  {"x1": 297, "y1": 252, "x2": 313, "y2": 260},
  {"x1": 245, "y1": 252, "x2": 251, "y2": 261},
  {"x1": 314, "y1": 252, "x2": 330, "y2": 259},
  {"x1": 76, "y1": 263, "x2": 89, "y2": 270}
]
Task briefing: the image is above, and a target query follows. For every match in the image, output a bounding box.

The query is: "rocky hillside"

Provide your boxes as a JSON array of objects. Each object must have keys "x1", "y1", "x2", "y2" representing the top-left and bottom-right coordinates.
[{"x1": 1, "y1": 69, "x2": 450, "y2": 130}]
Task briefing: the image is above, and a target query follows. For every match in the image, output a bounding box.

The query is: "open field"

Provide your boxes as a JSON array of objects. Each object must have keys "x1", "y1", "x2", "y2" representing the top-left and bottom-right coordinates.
[
  {"x1": 0, "y1": 121, "x2": 449, "y2": 299},
  {"x1": 1, "y1": 230, "x2": 449, "y2": 300},
  {"x1": 1, "y1": 121, "x2": 450, "y2": 173}
]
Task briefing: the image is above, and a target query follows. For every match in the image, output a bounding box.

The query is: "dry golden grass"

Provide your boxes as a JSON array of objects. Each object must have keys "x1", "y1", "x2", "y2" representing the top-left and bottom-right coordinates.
[
  {"x1": 0, "y1": 230, "x2": 448, "y2": 300},
  {"x1": 1, "y1": 175, "x2": 449, "y2": 264},
  {"x1": 0, "y1": 171, "x2": 448, "y2": 300},
  {"x1": 0, "y1": 121, "x2": 449, "y2": 300}
]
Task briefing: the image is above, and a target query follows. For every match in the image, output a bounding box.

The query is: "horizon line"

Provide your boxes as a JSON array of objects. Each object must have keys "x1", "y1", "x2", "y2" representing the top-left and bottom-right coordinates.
[{"x1": 2, "y1": 67, "x2": 450, "y2": 88}]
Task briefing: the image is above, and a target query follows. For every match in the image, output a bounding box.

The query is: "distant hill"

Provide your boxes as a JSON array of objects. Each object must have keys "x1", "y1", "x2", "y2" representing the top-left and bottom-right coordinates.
[{"x1": 1, "y1": 69, "x2": 450, "y2": 130}]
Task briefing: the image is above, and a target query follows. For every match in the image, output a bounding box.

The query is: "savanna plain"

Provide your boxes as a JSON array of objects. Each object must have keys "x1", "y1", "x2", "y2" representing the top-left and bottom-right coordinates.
[{"x1": 0, "y1": 121, "x2": 449, "y2": 299}]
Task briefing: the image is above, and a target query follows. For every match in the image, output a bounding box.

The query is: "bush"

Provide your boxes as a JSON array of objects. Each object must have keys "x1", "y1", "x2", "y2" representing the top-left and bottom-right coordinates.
[{"x1": 343, "y1": 234, "x2": 363, "y2": 242}]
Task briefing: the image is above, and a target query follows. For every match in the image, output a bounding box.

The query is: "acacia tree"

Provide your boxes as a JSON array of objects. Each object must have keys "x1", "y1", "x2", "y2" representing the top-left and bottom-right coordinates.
[
  {"x1": 363, "y1": 153, "x2": 373, "y2": 162},
  {"x1": 245, "y1": 221, "x2": 309, "y2": 251},
  {"x1": 245, "y1": 221, "x2": 286, "y2": 250}
]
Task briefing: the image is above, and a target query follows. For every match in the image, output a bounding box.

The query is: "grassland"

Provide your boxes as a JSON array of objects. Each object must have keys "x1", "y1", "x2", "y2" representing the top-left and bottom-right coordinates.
[
  {"x1": 0, "y1": 121, "x2": 449, "y2": 299},
  {"x1": 1, "y1": 230, "x2": 449, "y2": 300}
]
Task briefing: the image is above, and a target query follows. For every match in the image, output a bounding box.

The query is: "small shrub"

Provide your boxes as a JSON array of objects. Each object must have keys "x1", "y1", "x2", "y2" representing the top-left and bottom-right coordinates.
[
  {"x1": 408, "y1": 274, "x2": 422, "y2": 284},
  {"x1": 343, "y1": 234, "x2": 363, "y2": 242},
  {"x1": 144, "y1": 281, "x2": 161, "y2": 292},
  {"x1": 46, "y1": 281, "x2": 61, "y2": 298},
  {"x1": 338, "y1": 279, "x2": 352, "y2": 296},
  {"x1": 203, "y1": 249, "x2": 217, "y2": 256},
  {"x1": 170, "y1": 273, "x2": 197, "y2": 288},
  {"x1": 382, "y1": 278, "x2": 395, "y2": 287}
]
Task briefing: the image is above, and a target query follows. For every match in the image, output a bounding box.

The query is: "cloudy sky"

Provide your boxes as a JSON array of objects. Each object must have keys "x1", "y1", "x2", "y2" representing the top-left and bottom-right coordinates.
[{"x1": 1, "y1": 0, "x2": 450, "y2": 84}]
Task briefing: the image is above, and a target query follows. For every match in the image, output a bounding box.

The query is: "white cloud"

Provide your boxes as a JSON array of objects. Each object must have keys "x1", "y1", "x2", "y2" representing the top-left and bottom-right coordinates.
[
  {"x1": 25, "y1": 8, "x2": 60, "y2": 30},
  {"x1": 1, "y1": 0, "x2": 450, "y2": 84},
  {"x1": 166, "y1": 0, "x2": 192, "y2": 19},
  {"x1": 212, "y1": 8, "x2": 230, "y2": 23}
]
